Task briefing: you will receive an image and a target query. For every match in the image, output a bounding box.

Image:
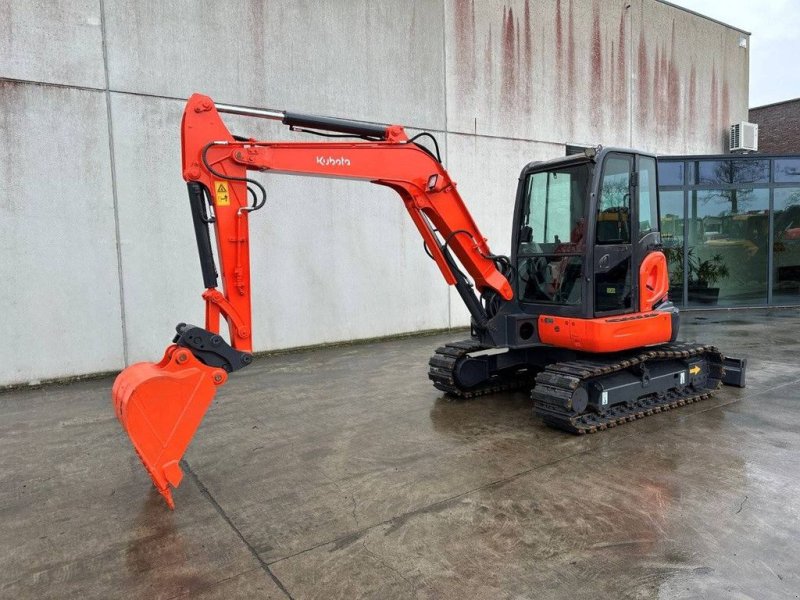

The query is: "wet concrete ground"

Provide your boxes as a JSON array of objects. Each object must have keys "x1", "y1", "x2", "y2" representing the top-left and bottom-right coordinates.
[{"x1": 1, "y1": 309, "x2": 799, "y2": 599}]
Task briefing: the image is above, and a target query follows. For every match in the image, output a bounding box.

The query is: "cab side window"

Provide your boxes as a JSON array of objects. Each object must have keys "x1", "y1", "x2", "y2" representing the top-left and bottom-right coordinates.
[
  {"x1": 638, "y1": 156, "x2": 659, "y2": 238},
  {"x1": 596, "y1": 156, "x2": 632, "y2": 244}
]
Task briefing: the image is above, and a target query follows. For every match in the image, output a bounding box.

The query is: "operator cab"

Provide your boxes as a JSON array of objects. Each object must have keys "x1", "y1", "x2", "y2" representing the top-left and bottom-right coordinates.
[{"x1": 512, "y1": 147, "x2": 661, "y2": 319}]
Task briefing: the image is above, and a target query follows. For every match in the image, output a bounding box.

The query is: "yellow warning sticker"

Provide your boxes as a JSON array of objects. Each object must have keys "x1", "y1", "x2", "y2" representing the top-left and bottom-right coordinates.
[
  {"x1": 214, "y1": 181, "x2": 230, "y2": 206},
  {"x1": 689, "y1": 365, "x2": 701, "y2": 375}
]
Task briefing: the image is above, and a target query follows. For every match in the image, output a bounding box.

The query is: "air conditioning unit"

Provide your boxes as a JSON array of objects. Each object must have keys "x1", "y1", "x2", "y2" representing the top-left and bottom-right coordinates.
[{"x1": 730, "y1": 121, "x2": 758, "y2": 152}]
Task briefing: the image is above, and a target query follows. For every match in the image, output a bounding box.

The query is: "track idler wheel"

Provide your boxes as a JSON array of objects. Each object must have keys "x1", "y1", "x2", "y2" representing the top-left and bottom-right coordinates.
[{"x1": 112, "y1": 344, "x2": 228, "y2": 508}]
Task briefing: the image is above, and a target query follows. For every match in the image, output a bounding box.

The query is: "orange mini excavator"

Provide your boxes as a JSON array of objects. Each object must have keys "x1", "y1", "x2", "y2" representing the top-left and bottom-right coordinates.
[{"x1": 113, "y1": 94, "x2": 746, "y2": 508}]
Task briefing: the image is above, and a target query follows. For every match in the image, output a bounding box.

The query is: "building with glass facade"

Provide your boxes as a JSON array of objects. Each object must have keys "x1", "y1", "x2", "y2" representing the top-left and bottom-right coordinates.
[{"x1": 658, "y1": 155, "x2": 800, "y2": 307}]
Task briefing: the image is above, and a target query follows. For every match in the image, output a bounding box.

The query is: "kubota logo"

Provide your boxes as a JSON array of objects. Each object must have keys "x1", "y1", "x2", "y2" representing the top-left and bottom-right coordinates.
[{"x1": 316, "y1": 156, "x2": 351, "y2": 167}]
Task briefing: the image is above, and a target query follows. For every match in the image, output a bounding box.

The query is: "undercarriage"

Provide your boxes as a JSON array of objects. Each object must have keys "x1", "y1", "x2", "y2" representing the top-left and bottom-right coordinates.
[{"x1": 428, "y1": 339, "x2": 745, "y2": 434}]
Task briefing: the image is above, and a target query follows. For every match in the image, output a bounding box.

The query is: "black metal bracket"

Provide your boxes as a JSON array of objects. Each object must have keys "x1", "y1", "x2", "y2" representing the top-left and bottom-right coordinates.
[
  {"x1": 722, "y1": 356, "x2": 747, "y2": 388},
  {"x1": 173, "y1": 323, "x2": 253, "y2": 373}
]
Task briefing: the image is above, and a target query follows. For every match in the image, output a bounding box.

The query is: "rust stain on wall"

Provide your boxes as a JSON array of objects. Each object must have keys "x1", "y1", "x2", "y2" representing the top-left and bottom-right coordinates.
[
  {"x1": 556, "y1": 0, "x2": 563, "y2": 69},
  {"x1": 616, "y1": 10, "x2": 627, "y2": 126},
  {"x1": 501, "y1": 5, "x2": 516, "y2": 114},
  {"x1": 453, "y1": 0, "x2": 477, "y2": 97},
  {"x1": 710, "y1": 64, "x2": 719, "y2": 141},
  {"x1": 660, "y1": 43, "x2": 668, "y2": 131},
  {"x1": 721, "y1": 78, "x2": 730, "y2": 137},
  {"x1": 637, "y1": 29, "x2": 649, "y2": 130},
  {"x1": 555, "y1": 0, "x2": 564, "y2": 127},
  {"x1": 567, "y1": 0, "x2": 576, "y2": 136},
  {"x1": 523, "y1": 0, "x2": 532, "y2": 107},
  {"x1": 667, "y1": 21, "x2": 680, "y2": 128},
  {"x1": 653, "y1": 44, "x2": 662, "y2": 132},
  {"x1": 591, "y1": 0, "x2": 603, "y2": 128},
  {"x1": 688, "y1": 63, "x2": 697, "y2": 132}
]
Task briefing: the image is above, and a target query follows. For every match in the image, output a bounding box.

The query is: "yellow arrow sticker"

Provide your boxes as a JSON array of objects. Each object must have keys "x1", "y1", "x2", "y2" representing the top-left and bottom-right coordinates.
[
  {"x1": 214, "y1": 181, "x2": 230, "y2": 206},
  {"x1": 689, "y1": 365, "x2": 701, "y2": 376}
]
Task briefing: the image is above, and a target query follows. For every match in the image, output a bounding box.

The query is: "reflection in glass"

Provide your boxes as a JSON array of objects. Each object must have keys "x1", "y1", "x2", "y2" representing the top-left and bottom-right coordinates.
[
  {"x1": 657, "y1": 161, "x2": 684, "y2": 186},
  {"x1": 596, "y1": 156, "x2": 632, "y2": 244},
  {"x1": 693, "y1": 159, "x2": 770, "y2": 185},
  {"x1": 773, "y1": 188, "x2": 800, "y2": 304},
  {"x1": 639, "y1": 156, "x2": 658, "y2": 236},
  {"x1": 687, "y1": 188, "x2": 769, "y2": 306},
  {"x1": 660, "y1": 190, "x2": 685, "y2": 305},
  {"x1": 775, "y1": 159, "x2": 800, "y2": 183}
]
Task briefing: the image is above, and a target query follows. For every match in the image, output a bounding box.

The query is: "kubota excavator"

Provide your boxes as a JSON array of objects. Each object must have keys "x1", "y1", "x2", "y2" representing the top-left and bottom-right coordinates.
[{"x1": 113, "y1": 94, "x2": 746, "y2": 508}]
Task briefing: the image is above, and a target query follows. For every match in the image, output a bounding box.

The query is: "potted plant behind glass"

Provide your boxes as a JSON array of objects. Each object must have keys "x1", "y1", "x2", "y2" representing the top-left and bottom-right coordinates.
[
  {"x1": 661, "y1": 247, "x2": 729, "y2": 305},
  {"x1": 687, "y1": 248, "x2": 729, "y2": 304},
  {"x1": 662, "y1": 246, "x2": 684, "y2": 302}
]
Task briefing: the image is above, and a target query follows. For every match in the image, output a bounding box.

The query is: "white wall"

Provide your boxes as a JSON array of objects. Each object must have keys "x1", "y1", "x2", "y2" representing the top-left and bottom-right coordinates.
[{"x1": 0, "y1": 0, "x2": 749, "y2": 385}]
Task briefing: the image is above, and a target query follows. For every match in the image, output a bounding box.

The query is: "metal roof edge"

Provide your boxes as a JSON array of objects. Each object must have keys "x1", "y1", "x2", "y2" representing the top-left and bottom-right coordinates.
[
  {"x1": 654, "y1": 0, "x2": 751, "y2": 36},
  {"x1": 750, "y1": 97, "x2": 800, "y2": 111}
]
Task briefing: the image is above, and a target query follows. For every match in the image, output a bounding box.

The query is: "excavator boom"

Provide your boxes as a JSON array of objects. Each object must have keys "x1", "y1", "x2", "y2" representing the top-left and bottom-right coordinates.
[{"x1": 113, "y1": 94, "x2": 512, "y2": 507}]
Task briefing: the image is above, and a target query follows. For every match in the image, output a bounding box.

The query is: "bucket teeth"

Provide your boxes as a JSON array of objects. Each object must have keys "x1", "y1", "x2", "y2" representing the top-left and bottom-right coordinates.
[{"x1": 112, "y1": 345, "x2": 227, "y2": 508}]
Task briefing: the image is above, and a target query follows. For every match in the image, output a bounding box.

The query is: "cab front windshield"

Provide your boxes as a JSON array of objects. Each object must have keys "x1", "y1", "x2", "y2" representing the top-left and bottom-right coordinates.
[{"x1": 517, "y1": 162, "x2": 591, "y2": 305}]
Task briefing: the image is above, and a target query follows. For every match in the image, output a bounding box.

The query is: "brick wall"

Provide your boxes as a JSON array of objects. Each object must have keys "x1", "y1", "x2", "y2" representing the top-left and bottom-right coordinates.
[{"x1": 749, "y1": 98, "x2": 800, "y2": 154}]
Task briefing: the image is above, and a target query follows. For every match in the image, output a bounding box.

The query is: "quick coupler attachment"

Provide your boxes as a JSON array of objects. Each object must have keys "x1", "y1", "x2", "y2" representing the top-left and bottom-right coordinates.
[
  {"x1": 112, "y1": 324, "x2": 253, "y2": 509},
  {"x1": 173, "y1": 323, "x2": 253, "y2": 373}
]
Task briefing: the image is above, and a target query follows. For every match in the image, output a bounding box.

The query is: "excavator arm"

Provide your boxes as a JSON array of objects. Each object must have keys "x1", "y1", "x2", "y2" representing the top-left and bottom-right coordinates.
[{"x1": 113, "y1": 93, "x2": 512, "y2": 507}]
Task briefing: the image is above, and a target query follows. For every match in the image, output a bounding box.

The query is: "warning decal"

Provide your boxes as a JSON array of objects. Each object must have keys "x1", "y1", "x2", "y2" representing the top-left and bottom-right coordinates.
[{"x1": 214, "y1": 181, "x2": 230, "y2": 206}]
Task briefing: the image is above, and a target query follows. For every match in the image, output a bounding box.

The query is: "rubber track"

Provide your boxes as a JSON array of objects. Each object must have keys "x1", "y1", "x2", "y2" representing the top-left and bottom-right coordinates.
[
  {"x1": 532, "y1": 342, "x2": 725, "y2": 434},
  {"x1": 427, "y1": 340, "x2": 537, "y2": 399}
]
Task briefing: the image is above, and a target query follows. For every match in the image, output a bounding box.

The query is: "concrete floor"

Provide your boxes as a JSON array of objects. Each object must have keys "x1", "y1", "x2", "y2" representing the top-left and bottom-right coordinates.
[{"x1": 1, "y1": 310, "x2": 799, "y2": 599}]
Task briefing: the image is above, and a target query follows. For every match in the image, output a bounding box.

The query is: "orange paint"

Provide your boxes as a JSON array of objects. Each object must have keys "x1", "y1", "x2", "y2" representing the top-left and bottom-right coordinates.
[{"x1": 538, "y1": 311, "x2": 672, "y2": 353}]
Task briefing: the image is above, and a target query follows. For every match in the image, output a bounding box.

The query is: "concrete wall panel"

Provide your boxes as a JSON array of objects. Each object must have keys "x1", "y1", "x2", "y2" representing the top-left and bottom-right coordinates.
[
  {"x1": 0, "y1": 0, "x2": 105, "y2": 88},
  {"x1": 102, "y1": 0, "x2": 446, "y2": 130},
  {"x1": 631, "y1": 0, "x2": 749, "y2": 154},
  {"x1": 0, "y1": 82, "x2": 122, "y2": 385},
  {"x1": 446, "y1": 0, "x2": 748, "y2": 155},
  {"x1": 444, "y1": 133, "x2": 564, "y2": 326},
  {"x1": 446, "y1": 0, "x2": 634, "y2": 147},
  {"x1": 111, "y1": 94, "x2": 449, "y2": 363}
]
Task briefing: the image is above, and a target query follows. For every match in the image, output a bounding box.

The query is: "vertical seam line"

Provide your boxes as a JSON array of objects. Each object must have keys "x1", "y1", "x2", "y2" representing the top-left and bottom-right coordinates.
[
  {"x1": 98, "y1": 0, "x2": 129, "y2": 366},
  {"x1": 442, "y1": 0, "x2": 452, "y2": 329}
]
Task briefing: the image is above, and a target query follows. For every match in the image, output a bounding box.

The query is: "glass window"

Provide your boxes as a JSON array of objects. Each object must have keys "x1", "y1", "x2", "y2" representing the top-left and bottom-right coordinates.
[
  {"x1": 660, "y1": 190, "x2": 685, "y2": 306},
  {"x1": 693, "y1": 159, "x2": 770, "y2": 185},
  {"x1": 687, "y1": 188, "x2": 769, "y2": 306},
  {"x1": 775, "y1": 158, "x2": 800, "y2": 183},
  {"x1": 597, "y1": 156, "x2": 632, "y2": 244},
  {"x1": 517, "y1": 163, "x2": 591, "y2": 306},
  {"x1": 526, "y1": 171, "x2": 572, "y2": 245},
  {"x1": 773, "y1": 188, "x2": 800, "y2": 304},
  {"x1": 657, "y1": 161, "x2": 684, "y2": 186},
  {"x1": 520, "y1": 164, "x2": 590, "y2": 252},
  {"x1": 519, "y1": 255, "x2": 584, "y2": 305},
  {"x1": 639, "y1": 156, "x2": 658, "y2": 236}
]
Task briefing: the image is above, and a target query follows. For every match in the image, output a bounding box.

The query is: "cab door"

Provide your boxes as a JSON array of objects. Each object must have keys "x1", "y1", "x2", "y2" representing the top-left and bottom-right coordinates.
[{"x1": 593, "y1": 153, "x2": 635, "y2": 315}]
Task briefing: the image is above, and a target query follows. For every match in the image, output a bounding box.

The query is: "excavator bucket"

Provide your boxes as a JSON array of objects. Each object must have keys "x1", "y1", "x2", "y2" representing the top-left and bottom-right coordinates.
[{"x1": 112, "y1": 345, "x2": 228, "y2": 508}]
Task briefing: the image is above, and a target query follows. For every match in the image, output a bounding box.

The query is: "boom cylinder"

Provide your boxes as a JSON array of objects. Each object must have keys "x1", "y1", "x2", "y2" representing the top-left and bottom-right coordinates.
[{"x1": 214, "y1": 102, "x2": 390, "y2": 139}]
